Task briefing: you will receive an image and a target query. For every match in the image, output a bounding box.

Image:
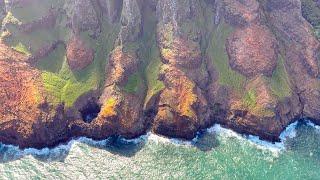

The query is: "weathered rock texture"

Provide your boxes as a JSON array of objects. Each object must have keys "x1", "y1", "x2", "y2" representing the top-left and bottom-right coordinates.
[
  {"x1": 1, "y1": 0, "x2": 320, "y2": 148},
  {"x1": 66, "y1": 36, "x2": 94, "y2": 71}
]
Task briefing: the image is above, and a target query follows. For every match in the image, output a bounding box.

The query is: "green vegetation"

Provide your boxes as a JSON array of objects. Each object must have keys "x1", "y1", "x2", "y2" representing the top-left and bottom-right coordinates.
[
  {"x1": 301, "y1": 0, "x2": 320, "y2": 38},
  {"x1": 101, "y1": 98, "x2": 117, "y2": 117},
  {"x1": 119, "y1": 5, "x2": 163, "y2": 104},
  {"x1": 242, "y1": 89, "x2": 257, "y2": 109},
  {"x1": 139, "y1": 7, "x2": 165, "y2": 105},
  {"x1": 208, "y1": 21, "x2": 246, "y2": 93},
  {"x1": 42, "y1": 59, "x2": 99, "y2": 107},
  {"x1": 11, "y1": 0, "x2": 63, "y2": 23},
  {"x1": 2, "y1": 0, "x2": 120, "y2": 107},
  {"x1": 270, "y1": 55, "x2": 292, "y2": 100},
  {"x1": 40, "y1": 21, "x2": 120, "y2": 107},
  {"x1": 2, "y1": 11, "x2": 21, "y2": 25},
  {"x1": 123, "y1": 72, "x2": 143, "y2": 94},
  {"x1": 37, "y1": 44, "x2": 65, "y2": 73},
  {"x1": 12, "y1": 42, "x2": 31, "y2": 56},
  {"x1": 3, "y1": 1, "x2": 71, "y2": 54},
  {"x1": 6, "y1": 22, "x2": 69, "y2": 53},
  {"x1": 144, "y1": 44, "x2": 165, "y2": 104}
]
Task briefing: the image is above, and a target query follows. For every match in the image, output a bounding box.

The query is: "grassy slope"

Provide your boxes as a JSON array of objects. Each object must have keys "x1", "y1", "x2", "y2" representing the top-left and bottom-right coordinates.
[
  {"x1": 121, "y1": 6, "x2": 164, "y2": 102},
  {"x1": 208, "y1": 20, "x2": 246, "y2": 93},
  {"x1": 142, "y1": 7, "x2": 165, "y2": 105},
  {"x1": 3, "y1": 0, "x2": 67, "y2": 54},
  {"x1": 270, "y1": 55, "x2": 292, "y2": 100},
  {"x1": 7, "y1": 0, "x2": 117, "y2": 107},
  {"x1": 41, "y1": 22, "x2": 120, "y2": 107}
]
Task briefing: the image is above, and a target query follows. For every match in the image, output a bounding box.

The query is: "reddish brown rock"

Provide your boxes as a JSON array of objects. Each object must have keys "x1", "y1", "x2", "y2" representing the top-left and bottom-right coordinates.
[
  {"x1": 214, "y1": 76, "x2": 302, "y2": 141},
  {"x1": 66, "y1": 36, "x2": 94, "y2": 71},
  {"x1": 158, "y1": 36, "x2": 202, "y2": 68},
  {"x1": 267, "y1": 0, "x2": 320, "y2": 78},
  {"x1": 70, "y1": 45, "x2": 146, "y2": 139},
  {"x1": 105, "y1": 46, "x2": 139, "y2": 86},
  {"x1": 266, "y1": 0, "x2": 320, "y2": 121},
  {"x1": 0, "y1": 42, "x2": 28, "y2": 62},
  {"x1": 152, "y1": 65, "x2": 211, "y2": 139},
  {"x1": 2, "y1": 0, "x2": 320, "y2": 149},
  {"x1": 223, "y1": 0, "x2": 260, "y2": 26},
  {"x1": 227, "y1": 24, "x2": 278, "y2": 77},
  {"x1": 0, "y1": 59, "x2": 71, "y2": 148}
]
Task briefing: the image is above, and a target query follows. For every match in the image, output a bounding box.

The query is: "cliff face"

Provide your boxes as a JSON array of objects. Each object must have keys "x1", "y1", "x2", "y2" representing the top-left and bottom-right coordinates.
[{"x1": 1, "y1": 0, "x2": 320, "y2": 148}]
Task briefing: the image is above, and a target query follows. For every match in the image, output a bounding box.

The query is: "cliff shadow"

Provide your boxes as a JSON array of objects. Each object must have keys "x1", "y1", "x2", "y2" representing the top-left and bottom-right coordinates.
[
  {"x1": 193, "y1": 130, "x2": 220, "y2": 152},
  {"x1": 0, "y1": 135, "x2": 146, "y2": 163},
  {"x1": 0, "y1": 142, "x2": 72, "y2": 163},
  {"x1": 82, "y1": 135, "x2": 146, "y2": 158}
]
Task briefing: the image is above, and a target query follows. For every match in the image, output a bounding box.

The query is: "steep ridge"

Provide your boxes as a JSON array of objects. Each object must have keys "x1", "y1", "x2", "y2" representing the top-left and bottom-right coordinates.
[{"x1": 0, "y1": 0, "x2": 320, "y2": 148}]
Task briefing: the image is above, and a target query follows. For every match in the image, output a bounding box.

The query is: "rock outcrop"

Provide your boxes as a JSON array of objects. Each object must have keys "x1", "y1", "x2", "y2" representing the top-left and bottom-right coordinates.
[
  {"x1": 1, "y1": 0, "x2": 320, "y2": 148},
  {"x1": 0, "y1": 44, "x2": 72, "y2": 148},
  {"x1": 152, "y1": 0, "x2": 212, "y2": 139},
  {"x1": 66, "y1": 36, "x2": 94, "y2": 71},
  {"x1": 266, "y1": 0, "x2": 320, "y2": 121},
  {"x1": 64, "y1": 0, "x2": 100, "y2": 34}
]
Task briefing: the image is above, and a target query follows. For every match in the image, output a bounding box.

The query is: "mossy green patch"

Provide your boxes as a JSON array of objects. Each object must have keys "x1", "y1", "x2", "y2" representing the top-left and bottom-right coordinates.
[
  {"x1": 4, "y1": 25, "x2": 62, "y2": 54},
  {"x1": 3, "y1": 5, "x2": 71, "y2": 54},
  {"x1": 12, "y1": 42, "x2": 31, "y2": 56},
  {"x1": 2, "y1": 11, "x2": 21, "y2": 25},
  {"x1": 242, "y1": 89, "x2": 257, "y2": 109},
  {"x1": 40, "y1": 21, "x2": 120, "y2": 107},
  {"x1": 37, "y1": 44, "x2": 65, "y2": 73},
  {"x1": 138, "y1": 6, "x2": 165, "y2": 106},
  {"x1": 208, "y1": 21, "x2": 246, "y2": 93},
  {"x1": 101, "y1": 97, "x2": 117, "y2": 117},
  {"x1": 42, "y1": 59, "x2": 99, "y2": 107},
  {"x1": 41, "y1": 71, "x2": 67, "y2": 104},
  {"x1": 144, "y1": 44, "x2": 165, "y2": 104},
  {"x1": 270, "y1": 55, "x2": 292, "y2": 99},
  {"x1": 8, "y1": 0, "x2": 64, "y2": 24},
  {"x1": 123, "y1": 72, "x2": 142, "y2": 94}
]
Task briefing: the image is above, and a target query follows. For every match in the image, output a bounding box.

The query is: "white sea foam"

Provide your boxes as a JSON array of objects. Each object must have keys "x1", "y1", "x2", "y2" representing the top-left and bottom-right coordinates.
[
  {"x1": 206, "y1": 122, "x2": 300, "y2": 155},
  {"x1": 1, "y1": 120, "x2": 319, "y2": 161},
  {"x1": 120, "y1": 133, "x2": 150, "y2": 144},
  {"x1": 279, "y1": 121, "x2": 298, "y2": 139},
  {"x1": 146, "y1": 133, "x2": 193, "y2": 146},
  {"x1": 0, "y1": 137, "x2": 110, "y2": 162},
  {"x1": 306, "y1": 120, "x2": 320, "y2": 132}
]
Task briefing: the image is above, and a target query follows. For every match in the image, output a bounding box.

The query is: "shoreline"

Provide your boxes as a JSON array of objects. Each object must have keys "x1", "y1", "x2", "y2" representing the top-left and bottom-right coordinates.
[{"x1": 1, "y1": 119, "x2": 319, "y2": 161}]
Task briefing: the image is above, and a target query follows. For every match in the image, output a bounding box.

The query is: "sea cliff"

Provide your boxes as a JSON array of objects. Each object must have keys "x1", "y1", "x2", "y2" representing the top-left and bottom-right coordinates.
[{"x1": 1, "y1": 0, "x2": 320, "y2": 148}]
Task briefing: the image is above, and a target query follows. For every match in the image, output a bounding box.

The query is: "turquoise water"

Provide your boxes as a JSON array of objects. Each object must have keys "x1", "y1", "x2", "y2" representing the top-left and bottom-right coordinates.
[{"x1": 0, "y1": 121, "x2": 319, "y2": 179}]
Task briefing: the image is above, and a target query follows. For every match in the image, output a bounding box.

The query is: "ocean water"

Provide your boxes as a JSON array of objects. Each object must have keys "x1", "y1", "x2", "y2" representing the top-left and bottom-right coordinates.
[{"x1": 0, "y1": 120, "x2": 320, "y2": 179}]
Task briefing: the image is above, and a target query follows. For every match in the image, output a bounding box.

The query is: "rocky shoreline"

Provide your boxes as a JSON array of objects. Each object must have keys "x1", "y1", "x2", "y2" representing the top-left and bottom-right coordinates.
[{"x1": 1, "y1": 0, "x2": 320, "y2": 149}]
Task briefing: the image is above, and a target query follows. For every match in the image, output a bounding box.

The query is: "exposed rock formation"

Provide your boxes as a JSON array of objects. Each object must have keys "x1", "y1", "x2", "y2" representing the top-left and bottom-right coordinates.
[
  {"x1": 266, "y1": 0, "x2": 320, "y2": 121},
  {"x1": 99, "y1": 0, "x2": 122, "y2": 23},
  {"x1": 152, "y1": 0, "x2": 212, "y2": 139},
  {"x1": 226, "y1": 24, "x2": 278, "y2": 77},
  {"x1": 66, "y1": 36, "x2": 94, "y2": 71},
  {"x1": 64, "y1": 0, "x2": 100, "y2": 34},
  {"x1": 1, "y1": 0, "x2": 320, "y2": 148},
  {"x1": 0, "y1": 44, "x2": 72, "y2": 148}
]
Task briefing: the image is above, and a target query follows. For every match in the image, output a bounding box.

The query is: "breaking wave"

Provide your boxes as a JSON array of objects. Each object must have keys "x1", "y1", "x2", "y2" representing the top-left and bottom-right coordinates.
[{"x1": 0, "y1": 120, "x2": 317, "y2": 162}]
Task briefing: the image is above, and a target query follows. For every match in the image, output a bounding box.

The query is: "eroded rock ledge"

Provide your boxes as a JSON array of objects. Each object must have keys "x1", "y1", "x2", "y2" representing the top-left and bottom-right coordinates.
[{"x1": 1, "y1": 0, "x2": 320, "y2": 148}]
